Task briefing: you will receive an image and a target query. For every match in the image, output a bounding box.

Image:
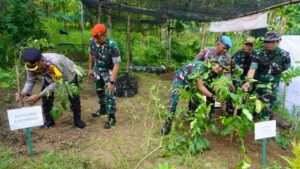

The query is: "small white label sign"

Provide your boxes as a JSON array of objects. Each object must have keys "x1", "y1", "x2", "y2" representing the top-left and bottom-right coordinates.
[
  {"x1": 7, "y1": 106, "x2": 44, "y2": 130},
  {"x1": 255, "y1": 120, "x2": 276, "y2": 140}
]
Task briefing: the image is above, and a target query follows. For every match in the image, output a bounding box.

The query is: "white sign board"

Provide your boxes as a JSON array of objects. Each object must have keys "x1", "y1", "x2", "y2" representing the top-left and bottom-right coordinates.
[
  {"x1": 255, "y1": 120, "x2": 276, "y2": 140},
  {"x1": 7, "y1": 106, "x2": 44, "y2": 130}
]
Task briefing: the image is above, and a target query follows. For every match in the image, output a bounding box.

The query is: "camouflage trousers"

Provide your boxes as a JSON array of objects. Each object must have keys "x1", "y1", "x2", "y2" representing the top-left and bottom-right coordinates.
[
  {"x1": 254, "y1": 84, "x2": 278, "y2": 118},
  {"x1": 94, "y1": 71, "x2": 116, "y2": 115},
  {"x1": 168, "y1": 72, "x2": 187, "y2": 115}
]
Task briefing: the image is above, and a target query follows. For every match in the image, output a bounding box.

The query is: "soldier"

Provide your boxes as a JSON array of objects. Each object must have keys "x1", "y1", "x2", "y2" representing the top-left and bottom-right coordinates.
[
  {"x1": 226, "y1": 37, "x2": 256, "y2": 114},
  {"x1": 194, "y1": 35, "x2": 232, "y2": 62},
  {"x1": 15, "y1": 48, "x2": 86, "y2": 128},
  {"x1": 242, "y1": 31, "x2": 291, "y2": 118},
  {"x1": 161, "y1": 56, "x2": 229, "y2": 135},
  {"x1": 88, "y1": 23, "x2": 121, "y2": 129},
  {"x1": 189, "y1": 36, "x2": 232, "y2": 112}
]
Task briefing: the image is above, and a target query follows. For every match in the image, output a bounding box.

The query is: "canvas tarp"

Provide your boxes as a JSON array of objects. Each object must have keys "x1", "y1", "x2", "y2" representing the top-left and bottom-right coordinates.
[
  {"x1": 209, "y1": 12, "x2": 268, "y2": 32},
  {"x1": 279, "y1": 35, "x2": 300, "y2": 113}
]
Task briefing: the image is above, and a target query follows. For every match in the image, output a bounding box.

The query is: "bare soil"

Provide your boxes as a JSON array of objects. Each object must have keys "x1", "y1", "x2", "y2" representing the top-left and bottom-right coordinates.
[{"x1": 0, "y1": 72, "x2": 293, "y2": 169}]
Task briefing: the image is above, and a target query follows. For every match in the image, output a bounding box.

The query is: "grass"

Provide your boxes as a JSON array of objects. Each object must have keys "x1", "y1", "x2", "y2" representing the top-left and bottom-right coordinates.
[{"x1": 0, "y1": 146, "x2": 102, "y2": 169}]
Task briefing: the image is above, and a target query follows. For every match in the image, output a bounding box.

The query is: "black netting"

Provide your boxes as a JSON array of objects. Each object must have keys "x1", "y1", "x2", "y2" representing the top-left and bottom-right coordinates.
[{"x1": 82, "y1": 0, "x2": 300, "y2": 22}]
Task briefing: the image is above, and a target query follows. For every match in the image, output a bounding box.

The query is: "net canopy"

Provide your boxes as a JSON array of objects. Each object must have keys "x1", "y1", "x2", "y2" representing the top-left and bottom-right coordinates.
[{"x1": 82, "y1": 0, "x2": 300, "y2": 22}]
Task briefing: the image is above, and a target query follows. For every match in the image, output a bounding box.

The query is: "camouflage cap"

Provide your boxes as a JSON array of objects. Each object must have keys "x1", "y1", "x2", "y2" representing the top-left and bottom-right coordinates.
[
  {"x1": 213, "y1": 55, "x2": 229, "y2": 70},
  {"x1": 264, "y1": 31, "x2": 280, "y2": 42},
  {"x1": 244, "y1": 36, "x2": 255, "y2": 44}
]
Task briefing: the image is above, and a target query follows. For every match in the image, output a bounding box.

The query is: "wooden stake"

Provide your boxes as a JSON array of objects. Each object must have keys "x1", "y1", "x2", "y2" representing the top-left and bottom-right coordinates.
[{"x1": 230, "y1": 106, "x2": 238, "y2": 144}]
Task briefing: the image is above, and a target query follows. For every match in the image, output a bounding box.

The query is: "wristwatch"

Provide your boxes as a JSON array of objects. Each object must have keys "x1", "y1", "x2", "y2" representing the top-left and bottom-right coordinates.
[
  {"x1": 211, "y1": 94, "x2": 215, "y2": 100},
  {"x1": 110, "y1": 81, "x2": 115, "y2": 85}
]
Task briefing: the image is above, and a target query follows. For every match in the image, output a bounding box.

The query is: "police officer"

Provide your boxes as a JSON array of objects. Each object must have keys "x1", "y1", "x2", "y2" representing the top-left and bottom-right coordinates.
[
  {"x1": 161, "y1": 56, "x2": 229, "y2": 135},
  {"x1": 88, "y1": 23, "x2": 121, "y2": 129},
  {"x1": 242, "y1": 31, "x2": 291, "y2": 117},
  {"x1": 15, "y1": 48, "x2": 86, "y2": 128}
]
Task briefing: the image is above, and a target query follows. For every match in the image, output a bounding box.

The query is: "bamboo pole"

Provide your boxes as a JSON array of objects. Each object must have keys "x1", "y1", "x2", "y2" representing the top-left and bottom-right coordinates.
[
  {"x1": 126, "y1": 11, "x2": 131, "y2": 72},
  {"x1": 80, "y1": 1, "x2": 85, "y2": 57}
]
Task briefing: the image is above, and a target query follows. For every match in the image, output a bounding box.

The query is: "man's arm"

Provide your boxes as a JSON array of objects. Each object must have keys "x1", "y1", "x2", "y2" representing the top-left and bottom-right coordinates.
[
  {"x1": 194, "y1": 49, "x2": 206, "y2": 61},
  {"x1": 197, "y1": 79, "x2": 214, "y2": 98},
  {"x1": 242, "y1": 68, "x2": 256, "y2": 92},
  {"x1": 110, "y1": 63, "x2": 120, "y2": 82},
  {"x1": 88, "y1": 54, "x2": 94, "y2": 78}
]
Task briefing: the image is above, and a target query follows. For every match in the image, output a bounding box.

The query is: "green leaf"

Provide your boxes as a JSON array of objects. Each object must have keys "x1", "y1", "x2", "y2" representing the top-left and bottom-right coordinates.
[
  {"x1": 255, "y1": 100, "x2": 263, "y2": 113},
  {"x1": 50, "y1": 107, "x2": 59, "y2": 120},
  {"x1": 242, "y1": 109, "x2": 253, "y2": 121}
]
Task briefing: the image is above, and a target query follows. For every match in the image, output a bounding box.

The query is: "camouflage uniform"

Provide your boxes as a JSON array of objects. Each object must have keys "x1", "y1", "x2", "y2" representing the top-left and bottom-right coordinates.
[
  {"x1": 168, "y1": 61, "x2": 218, "y2": 114},
  {"x1": 250, "y1": 47, "x2": 291, "y2": 117},
  {"x1": 194, "y1": 47, "x2": 230, "y2": 62},
  {"x1": 251, "y1": 47, "x2": 291, "y2": 96},
  {"x1": 232, "y1": 49, "x2": 257, "y2": 87},
  {"x1": 89, "y1": 37, "x2": 121, "y2": 115}
]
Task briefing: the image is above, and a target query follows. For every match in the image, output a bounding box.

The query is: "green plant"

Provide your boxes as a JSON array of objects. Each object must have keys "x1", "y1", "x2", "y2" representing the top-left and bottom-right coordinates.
[
  {"x1": 0, "y1": 146, "x2": 13, "y2": 169},
  {"x1": 156, "y1": 162, "x2": 176, "y2": 169},
  {"x1": 281, "y1": 141, "x2": 300, "y2": 169}
]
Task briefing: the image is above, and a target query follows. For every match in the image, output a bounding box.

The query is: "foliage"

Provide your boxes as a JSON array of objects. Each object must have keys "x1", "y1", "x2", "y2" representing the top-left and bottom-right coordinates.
[
  {"x1": 281, "y1": 141, "x2": 300, "y2": 169},
  {"x1": 0, "y1": 68, "x2": 16, "y2": 89},
  {"x1": 270, "y1": 4, "x2": 300, "y2": 35},
  {"x1": 0, "y1": 146, "x2": 13, "y2": 169},
  {"x1": 0, "y1": 0, "x2": 46, "y2": 67},
  {"x1": 275, "y1": 130, "x2": 292, "y2": 149},
  {"x1": 281, "y1": 66, "x2": 300, "y2": 85},
  {"x1": 156, "y1": 162, "x2": 176, "y2": 169},
  {"x1": 50, "y1": 80, "x2": 81, "y2": 120}
]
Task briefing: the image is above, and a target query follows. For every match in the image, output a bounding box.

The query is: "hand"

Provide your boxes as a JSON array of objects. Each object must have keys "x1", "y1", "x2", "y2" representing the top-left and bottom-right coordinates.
[
  {"x1": 106, "y1": 82, "x2": 116, "y2": 93},
  {"x1": 15, "y1": 92, "x2": 25, "y2": 101},
  {"x1": 242, "y1": 82, "x2": 250, "y2": 92},
  {"x1": 229, "y1": 84, "x2": 236, "y2": 92},
  {"x1": 25, "y1": 94, "x2": 41, "y2": 105},
  {"x1": 88, "y1": 69, "x2": 94, "y2": 79}
]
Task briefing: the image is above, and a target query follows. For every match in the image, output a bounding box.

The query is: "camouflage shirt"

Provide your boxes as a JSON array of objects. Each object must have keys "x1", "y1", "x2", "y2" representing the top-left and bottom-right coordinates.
[
  {"x1": 173, "y1": 61, "x2": 218, "y2": 88},
  {"x1": 194, "y1": 47, "x2": 230, "y2": 62},
  {"x1": 250, "y1": 47, "x2": 291, "y2": 92},
  {"x1": 232, "y1": 49, "x2": 257, "y2": 78},
  {"x1": 89, "y1": 37, "x2": 121, "y2": 73}
]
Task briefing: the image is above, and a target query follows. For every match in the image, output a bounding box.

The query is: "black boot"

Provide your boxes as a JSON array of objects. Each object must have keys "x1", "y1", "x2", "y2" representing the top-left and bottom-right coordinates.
[
  {"x1": 74, "y1": 112, "x2": 86, "y2": 129},
  {"x1": 161, "y1": 118, "x2": 172, "y2": 135},
  {"x1": 92, "y1": 105, "x2": 107, "y2": 117},
  {"x1": 74, "y1": 117, "x2": 86, "y2": 129},
  {"x1": 104, "y1": 114, "x2": 116, "y2": 129},
  {"x1": 41, "y1": 119, "x2": 55, "y2": 128}
]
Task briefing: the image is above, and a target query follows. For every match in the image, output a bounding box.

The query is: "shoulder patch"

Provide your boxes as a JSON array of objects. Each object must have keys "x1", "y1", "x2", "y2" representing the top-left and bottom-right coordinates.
[{"x1": 47, "y1": 64, "x2": 63, "y2": 82}]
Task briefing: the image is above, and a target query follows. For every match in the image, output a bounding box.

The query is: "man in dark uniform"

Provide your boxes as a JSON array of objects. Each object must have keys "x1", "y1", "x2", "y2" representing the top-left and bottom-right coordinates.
[
  {"x1": 226, "y1": 37, "x2": 256, "y2": 114},
  {"x1": 88, "y1": 23, "x2": 121, "y2": 129},
  {"x1": 161, "y1": 56, "x2": 229, "y2": 135},
  {"x1": 243, "y1": 31, "x2": 291, "y2": 118}
]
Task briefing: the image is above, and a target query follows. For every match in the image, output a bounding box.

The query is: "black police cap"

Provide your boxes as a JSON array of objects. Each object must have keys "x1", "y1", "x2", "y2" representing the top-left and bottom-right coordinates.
[{"x1": 22, "y1": 48, "x2": 42, "y2": 64}]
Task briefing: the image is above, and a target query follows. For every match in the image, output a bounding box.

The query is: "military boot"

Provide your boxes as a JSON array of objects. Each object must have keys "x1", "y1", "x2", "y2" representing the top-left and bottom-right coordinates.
[
  {"x1": 161, "y1": 118, "x2": 172, "y2": 135},
  {"x1": 41, "y1": 119, "x2": 55, "y2": 128},
  {"x1": 92, "y1": 105, "x2": 107, "y2": 117},
  {"x1": 74, "y1": 113, "x2": 86, "y2": 129},
  {"x1": 104, "y1": 114, "x2": 116, "y2": 129}
]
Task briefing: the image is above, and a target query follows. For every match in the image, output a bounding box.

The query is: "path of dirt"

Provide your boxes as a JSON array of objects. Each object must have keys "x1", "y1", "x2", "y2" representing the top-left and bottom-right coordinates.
[{"x1": 0, "y1": 72, "x2": 293, "y2": 169}]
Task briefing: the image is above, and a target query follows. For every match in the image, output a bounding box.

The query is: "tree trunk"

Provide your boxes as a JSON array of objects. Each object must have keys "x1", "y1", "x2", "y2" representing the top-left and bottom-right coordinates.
[{"x1": 97, "y1": 0, "x2": 102, "y2": 23}]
